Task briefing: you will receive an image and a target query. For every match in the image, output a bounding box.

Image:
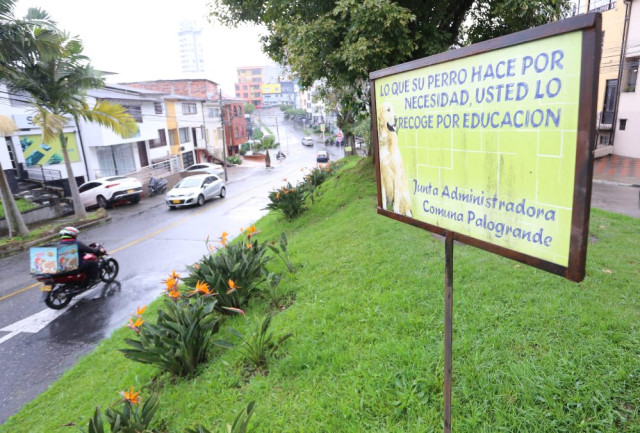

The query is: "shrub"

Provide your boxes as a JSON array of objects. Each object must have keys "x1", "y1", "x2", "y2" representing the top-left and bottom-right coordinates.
[
  {"x1": 183, "y1": 227, "x2": 271, "y2": 312},
  {"x1": 303, "y1": 164, "x2": 333, "y2": 189},
  {"x1": 267, "y1": 232, "x2": 295, "y2": 274},
  {"x1": 120, "y1": 274, "x2": 221, "y2": 377},
  {"x1": 252, "y1": 129, "x2": 263, "y2": 141},
  {"x1": 227, "y1": 155, "x2": 242, "y2": 165},
  {"x1": 215, "y1": 315, "x2": 292, "y2": 374},
  {"x1": 69, "y1": 387, "x2": 159, "y2": 433},
  {"x1": 264, "y1": 182, "x2": 308, "y2": 221}
]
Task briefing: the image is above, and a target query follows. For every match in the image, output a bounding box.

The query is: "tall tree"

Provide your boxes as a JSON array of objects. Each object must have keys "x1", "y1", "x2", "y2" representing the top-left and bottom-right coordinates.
[
  {"x1": 211, "y1": 0, "x2": 571, "y2": 150},
  {"x1": 0, "y1": 115, "x2": 28, "y2": 236},
  {"x1": 5, "y1": 31, "x2": 138, "y2": 219}
]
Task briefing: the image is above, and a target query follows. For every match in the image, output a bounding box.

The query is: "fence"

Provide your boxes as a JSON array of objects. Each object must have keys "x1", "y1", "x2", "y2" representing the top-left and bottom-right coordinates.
[{"x1": 22, "y1": 165, "x2": 62, "y2": 184}]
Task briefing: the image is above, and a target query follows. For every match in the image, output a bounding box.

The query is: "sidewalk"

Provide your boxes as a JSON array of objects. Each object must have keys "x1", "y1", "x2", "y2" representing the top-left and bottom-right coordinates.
[{"x1": 593, "y1": 154, "x2": 640, "y2": 187}]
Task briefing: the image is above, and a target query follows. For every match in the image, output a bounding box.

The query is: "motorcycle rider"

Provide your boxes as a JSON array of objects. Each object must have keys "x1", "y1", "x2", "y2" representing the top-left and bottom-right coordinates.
[{"x1": 58, "y1": 227, "x2": 103, "y2": 282}]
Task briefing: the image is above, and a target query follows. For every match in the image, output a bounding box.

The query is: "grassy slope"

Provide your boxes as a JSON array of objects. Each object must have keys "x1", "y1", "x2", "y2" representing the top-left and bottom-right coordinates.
[{"x1": 2, "y1": 157, "x2": 640, "y2": 432}]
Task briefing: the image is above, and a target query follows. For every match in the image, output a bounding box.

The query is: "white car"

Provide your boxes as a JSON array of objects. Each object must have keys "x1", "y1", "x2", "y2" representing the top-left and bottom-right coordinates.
[
  {"x1": 301, "y1": 136, "x2": 314, "y2": 146},
  {"x1": 184, "y1": 163, "x2": 224, "y2": 175},
  {"x1": 79, "y1": 176, "x2": 143, "y2": 209},
  {"x1": 166, "y1": 174, "x2": 226, "y2": 209}
]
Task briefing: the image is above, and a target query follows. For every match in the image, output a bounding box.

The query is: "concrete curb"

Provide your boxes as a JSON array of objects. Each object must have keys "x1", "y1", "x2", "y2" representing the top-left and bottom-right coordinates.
[{"x1": 0, "y1": 216, "x2": 112, "y2": 259}]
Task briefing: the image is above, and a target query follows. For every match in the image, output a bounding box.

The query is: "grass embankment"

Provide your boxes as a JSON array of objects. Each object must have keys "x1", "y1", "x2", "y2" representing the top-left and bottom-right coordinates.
[
  {"x1": 2, "y1": 158, "x2": 640, "y2": 432},
  {"x1": 0, "y1": 198, "x2": 37, "y2": 218}
]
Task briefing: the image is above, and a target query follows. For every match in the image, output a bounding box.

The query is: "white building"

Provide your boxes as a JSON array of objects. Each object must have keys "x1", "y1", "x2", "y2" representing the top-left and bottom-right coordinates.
[
  {"x1": 82, "y1": 84, "x2": 169, "y2": 178},
  {"x1": 178, "y1": 21, "x2": 206, "y2": 74},
  {"x1": 614, "y1": 0, "x2": 639, "y2": 157}
]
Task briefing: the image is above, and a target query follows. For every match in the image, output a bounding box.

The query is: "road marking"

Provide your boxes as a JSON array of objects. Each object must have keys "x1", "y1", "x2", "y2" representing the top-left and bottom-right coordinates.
[
  {"x1": 0, "y1": 331, "x2": 20, "y2": 344},
  {"x1": 0, "y1": 282, "x2": 41, "y2": 302}
]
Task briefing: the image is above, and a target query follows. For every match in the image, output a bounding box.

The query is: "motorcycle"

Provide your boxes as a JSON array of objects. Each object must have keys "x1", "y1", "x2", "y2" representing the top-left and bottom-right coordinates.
[
  {"x1": 276, "y1": 150, "x2": 287, "y2": 160},
  {"x1": 35, "y1": 243, "x2": 119, "y2": 309},
  {"x1": 148, "y1": 177, "x2": 168, "y2": 196}
]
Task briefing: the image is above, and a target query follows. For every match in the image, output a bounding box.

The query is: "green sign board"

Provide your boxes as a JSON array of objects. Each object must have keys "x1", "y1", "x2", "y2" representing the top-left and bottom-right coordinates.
[
  {"x1": 371, "y1": 14, "x2": 601, "y2": 282},
  {"x1": 20, "y1": 133, "x2": 80, "y2": 167}
]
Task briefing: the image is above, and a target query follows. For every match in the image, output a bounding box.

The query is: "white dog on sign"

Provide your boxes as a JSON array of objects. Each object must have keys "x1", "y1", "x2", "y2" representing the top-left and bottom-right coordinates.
[{"x1": 377, "y1": 101, "x2": 412, "y2": 217}]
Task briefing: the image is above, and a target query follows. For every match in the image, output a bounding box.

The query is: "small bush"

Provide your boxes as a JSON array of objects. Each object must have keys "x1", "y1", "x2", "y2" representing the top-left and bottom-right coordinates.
[
  {"x1": 120, "y1": 274, "x2": 221, "y2": 377},
  {"x1": 215, "y1": 315, "x2": 292, "y2": 374},
  {"x1": 264, "y1": 182, "x2": 308, "y2": 221},
  {"x1": 69, "y1": 388, "x2": 159, "y2": 433},
  {"x1": 183, "y1": 227, "x2": 271, "y2": 311},
  {"x1": 227, "y1": 155, "x2": 242, "y2": 165}
]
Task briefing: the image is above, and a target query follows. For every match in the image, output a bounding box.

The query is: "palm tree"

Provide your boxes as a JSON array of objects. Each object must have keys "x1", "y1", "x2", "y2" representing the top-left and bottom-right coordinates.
[
  {"x1": 0, "y1": 115, "x2": 29, "y2": 236},
  {"x1": 5, "y1": 31, "x2": 138, "y2": 219},
  {"x1": 1, "y1": 0, "x2": 62, "y2": 237}
]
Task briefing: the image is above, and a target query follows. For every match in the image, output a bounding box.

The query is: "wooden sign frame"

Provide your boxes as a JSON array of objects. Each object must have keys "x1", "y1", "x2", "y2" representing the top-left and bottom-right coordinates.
[{"x1": 370, "y1": 13, "x2": 602, "y2": 283}]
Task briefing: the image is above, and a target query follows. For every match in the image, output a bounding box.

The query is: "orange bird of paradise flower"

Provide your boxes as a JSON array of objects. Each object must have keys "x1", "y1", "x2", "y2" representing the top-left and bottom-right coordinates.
[
  {"x1": 164, "y1": 276, "x2": 178, "y2": 291},
  {"x1": 136, "y1": 306, "x2": 147, "y2": 316},
  {"x1": 122, "y1": 386, "x2": 141, "y2": 404},
  {"x1": 226, "y1": 279, "x2": 240, "y2": 294},
  {"x1": 169, "y1": 270, "x2": 180, "y2": 280},
  {"x1": 126, "y1": 317, "x2": 144, "y2": 332},
  {"x1": 191, "y1": 280, "x2": 213, "y2": 296},
  {"x1": 167, "y1": 289, "x2": 181, "y2": 299}
]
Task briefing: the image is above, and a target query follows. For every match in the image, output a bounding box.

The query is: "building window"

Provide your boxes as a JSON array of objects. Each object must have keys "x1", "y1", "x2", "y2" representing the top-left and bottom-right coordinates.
[
  {"x1": 599, "y1": 134, "x2": 609, "y2": 145},
  {"x1": 601, "y1": 79, "x2": 617, "y2": 124},
  {"x1": 154, "y1": 102, "x2": 164, "y2": 114},
  {"x1": 622, "y1": 58, "x2": 638, "y2": 93},
  {"x1": 207, "y1": 107, "x2": 219, "y2": 118},
  {"x1": 182, "y1": 103, "x2": 197, "y2": 115},
  {"x1": 150, "y1": 129, "x2": 168, "y2": 149},
  {"x1": 179, "y1": 127, "x2": 190, "y2": 143},
  {"x1": 122, "y1": 104, "x2": 143, "y2": 122},
  {"x1": 619, "y1": 119, "x2": 627, "y2": 131}
]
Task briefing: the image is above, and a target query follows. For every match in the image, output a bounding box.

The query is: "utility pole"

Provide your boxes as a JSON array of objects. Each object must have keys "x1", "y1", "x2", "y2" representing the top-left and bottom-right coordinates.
[
  {"x1": 219, "y1": 90, "x2": 228, "y2": 182},
  {"x1": 275, "y1": 116, "x2": 281, "y2": 154}
]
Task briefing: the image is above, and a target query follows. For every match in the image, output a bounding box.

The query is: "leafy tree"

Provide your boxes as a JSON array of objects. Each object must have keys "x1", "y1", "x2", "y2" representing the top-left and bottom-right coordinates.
[
  {"x1": 211, "y1": 0, "x2": 571, "y2": 153},
  {"x1": 4, "y1": 28, "x2": 137, "y2": 219},
  {"x1": 463, "y1": 0, "x2": 572, "y2": 45},
  {"x1": 244, "y1": 102, "x2": 255, "y2": 114}
]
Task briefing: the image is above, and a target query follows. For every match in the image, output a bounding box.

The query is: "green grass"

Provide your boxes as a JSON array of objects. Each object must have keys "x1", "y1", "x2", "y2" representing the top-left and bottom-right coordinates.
[
  {"x1": 3, "y1": 157, "x2": 640, "y2": 432},
  {"x1": 0, "y1": 198, "x2": 38, "y2": 218}
]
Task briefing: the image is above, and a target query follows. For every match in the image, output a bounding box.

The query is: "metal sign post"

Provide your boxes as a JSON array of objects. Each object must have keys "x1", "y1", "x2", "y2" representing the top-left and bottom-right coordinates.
[{"x1": 444, "y1": 231, "x2": 454, "y2": 433}]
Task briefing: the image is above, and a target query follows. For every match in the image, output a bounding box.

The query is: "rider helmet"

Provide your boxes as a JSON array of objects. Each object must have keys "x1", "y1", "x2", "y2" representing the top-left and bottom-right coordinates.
[{"x1": 59, "y1": 226, "x2": 79, "y2": 240}]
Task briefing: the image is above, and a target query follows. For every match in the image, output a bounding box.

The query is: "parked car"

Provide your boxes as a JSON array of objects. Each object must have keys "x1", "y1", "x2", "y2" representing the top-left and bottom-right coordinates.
[
  {"x1": 316, "y1": 151, "x2": 329, "y2": 163},
  {"x1": 183, "y1": 163, "x2": 224, "y2": 175},
  {"x1": 301, "y1": 136, "x2": 314, "y2": 146},
  {"x1": 165, "y1": 174, "x2": 226, "y2": 209},
  {"x1": 79, "y1": 176, "x2": 143, "y2": 209}
]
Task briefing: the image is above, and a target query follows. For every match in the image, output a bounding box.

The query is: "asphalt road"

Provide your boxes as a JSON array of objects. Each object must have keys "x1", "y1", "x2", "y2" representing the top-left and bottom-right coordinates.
[{"x1": 0, "y1": 111, "x2": 340, "y2": 424}]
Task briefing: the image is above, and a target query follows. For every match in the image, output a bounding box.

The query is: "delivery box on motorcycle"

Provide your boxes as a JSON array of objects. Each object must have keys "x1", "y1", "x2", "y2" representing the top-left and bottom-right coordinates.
[{"x1": 30, "y1": 244, "x2": 79, "y2": 275}]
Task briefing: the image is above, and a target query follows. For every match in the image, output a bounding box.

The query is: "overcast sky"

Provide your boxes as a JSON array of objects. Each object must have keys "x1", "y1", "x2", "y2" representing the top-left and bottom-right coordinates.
[{"x1": 14, "y1": 0, "x2": 272, "y2": 94}]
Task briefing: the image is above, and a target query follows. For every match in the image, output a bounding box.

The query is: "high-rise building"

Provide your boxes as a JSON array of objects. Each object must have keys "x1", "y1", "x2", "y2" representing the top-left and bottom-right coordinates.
[{"x1": 178, "y1": 21, "x2": 205, "y2": 74}]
